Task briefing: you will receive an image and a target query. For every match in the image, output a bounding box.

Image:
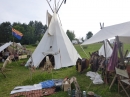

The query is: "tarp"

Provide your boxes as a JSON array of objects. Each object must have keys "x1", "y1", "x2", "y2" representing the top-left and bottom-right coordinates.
[
  {"x1": 86, "y1": 71, "x2": 104, "y2": 84},
  {"x1": 81, "y1": 21, "x2": 130, "y2": 45},
  {"x1": 0, "y1": 42, "x2": 12, "y2": 52},
  {"x1": 0, "y1": 42, "x2": 23, "y2": 53}
]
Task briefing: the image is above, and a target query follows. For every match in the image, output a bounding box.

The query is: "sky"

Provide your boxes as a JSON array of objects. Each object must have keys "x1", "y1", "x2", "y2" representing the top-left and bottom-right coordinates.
[{"x1": 0, "y1": 0, "x2": 130, "y2": 39}]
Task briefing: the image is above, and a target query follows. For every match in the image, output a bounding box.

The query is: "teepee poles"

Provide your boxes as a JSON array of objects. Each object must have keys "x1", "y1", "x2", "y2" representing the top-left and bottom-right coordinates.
[
  {"x1": 46, "y1": 0, "x2": 54, "y2": 13},
  {"x1": 56, "y1": 0, "x2": 66, "y2": 13},
  {"x1": 46, "y1": 0, "x2": 66, "y2": 13}
]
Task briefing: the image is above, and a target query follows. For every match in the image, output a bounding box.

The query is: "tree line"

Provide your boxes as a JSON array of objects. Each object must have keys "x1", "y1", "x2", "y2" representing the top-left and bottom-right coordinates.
[
  {"x1": 0, "y1": 21, "x2": 47, "y2": 45},
  {"x1": 0, "y1": 21, "x2": 93, "y2": 45}
]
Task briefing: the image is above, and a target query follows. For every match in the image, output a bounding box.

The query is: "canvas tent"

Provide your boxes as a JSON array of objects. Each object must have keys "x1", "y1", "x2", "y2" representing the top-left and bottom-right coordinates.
[
  {"x1": 0, "y1": 42, "x2": 12, "y2": 53},
  {"x1": 0, "y1": 42, "x2": 23, "y2": 53},
  {"x1": 81, "y1": 21, "x2": 130, "y2": 45},
  {"x1": 25, "y1": 11, "x2": 81, "y2": 69},
  {"x1": 98, "y1": 40, "x2": 113, "y2": 58}
]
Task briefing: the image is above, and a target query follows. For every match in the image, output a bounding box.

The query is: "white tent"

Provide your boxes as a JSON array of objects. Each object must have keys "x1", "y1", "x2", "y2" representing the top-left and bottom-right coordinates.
[
  {"x1": 0, "y1": 42, "x2": 12, "y2": 52},
  {"x1": 0, "y1": 42, "x2": 23, "y2": 53},
  {"x1": 81, "y1": 21, "x2": 130, "y2": 45},
  {"x1": 109, "y1": 39, "x2": 115, "y2": 44},
  {"x1": 25, "y1": 11, "x2": 81, "y2": 69},
  {"x1": 127, "y1": 52, "x2": 130, "y2": 58},
  {"x1": 98, "y1": 40, "x2": 113, "y2": 58}
]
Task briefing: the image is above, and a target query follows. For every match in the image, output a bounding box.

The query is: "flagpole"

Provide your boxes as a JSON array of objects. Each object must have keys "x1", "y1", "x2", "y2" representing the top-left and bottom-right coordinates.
[
  {"x1": 11, "y1": 27, "x2": 15, "y2": 55},
  {"x1": 11, "y1": 27, "x2": 18, "y2": 65},
  {"x1": 12, "y1": 35, "x2": 14, "y2": 56}
]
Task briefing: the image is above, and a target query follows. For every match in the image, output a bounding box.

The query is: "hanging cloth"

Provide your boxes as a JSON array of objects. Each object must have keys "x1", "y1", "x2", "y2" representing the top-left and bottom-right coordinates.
[{"x1": 107, "y1": 42, "x2": 118, "y2": 71}]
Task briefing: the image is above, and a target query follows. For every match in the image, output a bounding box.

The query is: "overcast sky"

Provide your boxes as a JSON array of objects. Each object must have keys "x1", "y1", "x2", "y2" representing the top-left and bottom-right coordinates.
[{"x1": 0, "y1": 0, "x2": 130, "y2": 39}]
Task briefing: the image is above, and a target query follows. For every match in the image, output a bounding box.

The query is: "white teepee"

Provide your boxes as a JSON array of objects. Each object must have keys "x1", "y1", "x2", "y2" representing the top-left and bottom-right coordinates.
[{"x1": 25, "y1": 11, "x2": 81, "y2": 69}]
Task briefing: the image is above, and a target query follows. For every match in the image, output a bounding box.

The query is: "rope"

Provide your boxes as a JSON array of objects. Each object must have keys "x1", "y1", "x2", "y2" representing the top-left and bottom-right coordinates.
[{"x1": 80, "y1": 45, "x2": 89, "y2": 58}]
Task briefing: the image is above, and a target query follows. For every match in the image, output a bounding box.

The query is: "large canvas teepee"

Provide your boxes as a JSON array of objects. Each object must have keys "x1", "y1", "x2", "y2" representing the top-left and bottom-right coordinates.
[{"x1": 25, "y1": 11, "x2": 81, "y2": 69}]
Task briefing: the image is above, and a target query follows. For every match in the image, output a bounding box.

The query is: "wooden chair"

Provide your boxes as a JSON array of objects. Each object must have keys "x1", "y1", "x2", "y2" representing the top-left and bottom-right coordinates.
[{"x1": 115, "y1": 67, "x2": 130, "y2": 97}]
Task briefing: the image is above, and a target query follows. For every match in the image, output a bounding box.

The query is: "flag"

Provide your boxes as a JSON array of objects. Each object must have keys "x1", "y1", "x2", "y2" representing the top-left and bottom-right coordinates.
[{"x1": 12, "y1": 28, "x2": 23, "y2": 40}]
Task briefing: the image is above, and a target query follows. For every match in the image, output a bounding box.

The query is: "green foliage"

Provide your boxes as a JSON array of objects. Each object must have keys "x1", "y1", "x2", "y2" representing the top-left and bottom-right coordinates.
[
  {"x1": 86, "y1": 31, "x2": 93, "y2": 39},
  {"x1": 1, "y1": 43, "x2": 130, "y2": 97},
  {"x1": 31, "y1": 44, "x2": 38, "y2": 47},
  {"x1": 0, "y1": 21, "x2": 47, "y2": 44},
  {"x1": 22, "y1": 73, "x2": 52, "y2": 85},
  {"x1": 0, "y1": 22, "x2": 11, "y2": 42},
  {"x1": 81, "y1": 37, "x2": 84, "y2": 42},
  {"x1": 66, "y1": 30, "x2": 75, "y2": 41},
  {"x1": 74, "y1": 43, "x2": 102, "y2": 58}
]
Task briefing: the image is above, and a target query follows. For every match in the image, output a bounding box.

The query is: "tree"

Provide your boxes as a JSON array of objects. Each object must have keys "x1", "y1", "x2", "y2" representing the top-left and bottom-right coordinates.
[
  {"x1": 81, "y1": 37, "x2": 84, "y2": 42},
  {"x1": 0, "y1": 21, "x2": 47, "y2": 44},
  {"x1": 0, "y1": 22, "x2": 11, "y2": 43},
  {"x1": 66, "y1": 30, "x2": 75, "y2": 41},
  {"x1": 86, "y1": 31, "x2": 93, "y2": 39}
]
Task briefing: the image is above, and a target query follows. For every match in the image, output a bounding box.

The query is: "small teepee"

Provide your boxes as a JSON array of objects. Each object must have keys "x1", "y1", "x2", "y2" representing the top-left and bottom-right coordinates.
[{"x1": 25, "y1": 0, "x2": 81, "y2": 69}]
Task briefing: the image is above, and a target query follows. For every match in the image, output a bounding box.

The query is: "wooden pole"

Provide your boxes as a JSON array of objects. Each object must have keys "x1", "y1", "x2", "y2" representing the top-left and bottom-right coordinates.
[
  {"x1": 103, "y1": 40, "x2": 107, "y2": 59},
  {"x1": 116, "y1": 36, "x2": 124, "y2": 65},
  {"x1": 109, "y1": 36, "x2": 125, "y2": 89},
  {"x1": 109, "y1": 74, "x2": 117, "y2": 89},
  {"x1": 106, "y1": 39, "x2": 113, "y2": 49},
  {"x1": 55, "y1": 0, "x2": 56, "y2": 10},
  {"x1": 12, "y1": 28, "x2": 18, "y2": 65},
  {"x1": 56, "y1": 0, "x2": 65, "y2": 13},
  {"x1": 46, "y1": 0, "x2": 54, "y2": 13}
]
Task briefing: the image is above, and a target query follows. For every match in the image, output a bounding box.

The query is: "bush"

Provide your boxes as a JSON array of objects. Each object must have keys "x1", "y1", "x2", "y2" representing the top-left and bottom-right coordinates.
[{"x1": 31, "y1": 44, "x2": 37, "y2": 47}]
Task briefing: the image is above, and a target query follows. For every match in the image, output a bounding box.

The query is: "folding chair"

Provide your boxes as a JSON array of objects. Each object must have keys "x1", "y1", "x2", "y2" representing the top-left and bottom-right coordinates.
[{"x1": 115, "y1": 67, "x2": 130, "y2": 97}]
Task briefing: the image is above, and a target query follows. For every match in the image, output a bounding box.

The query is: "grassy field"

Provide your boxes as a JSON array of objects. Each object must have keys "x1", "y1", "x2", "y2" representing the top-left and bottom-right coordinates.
[{"x1": 0, "y1": 43, "x2": 130, "y2": 97}]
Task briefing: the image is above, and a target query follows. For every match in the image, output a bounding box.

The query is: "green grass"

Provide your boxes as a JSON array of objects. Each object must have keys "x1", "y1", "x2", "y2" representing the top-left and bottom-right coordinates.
[{"x1": 0, "y1": 43, "x2": 130, "y2": 97}]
